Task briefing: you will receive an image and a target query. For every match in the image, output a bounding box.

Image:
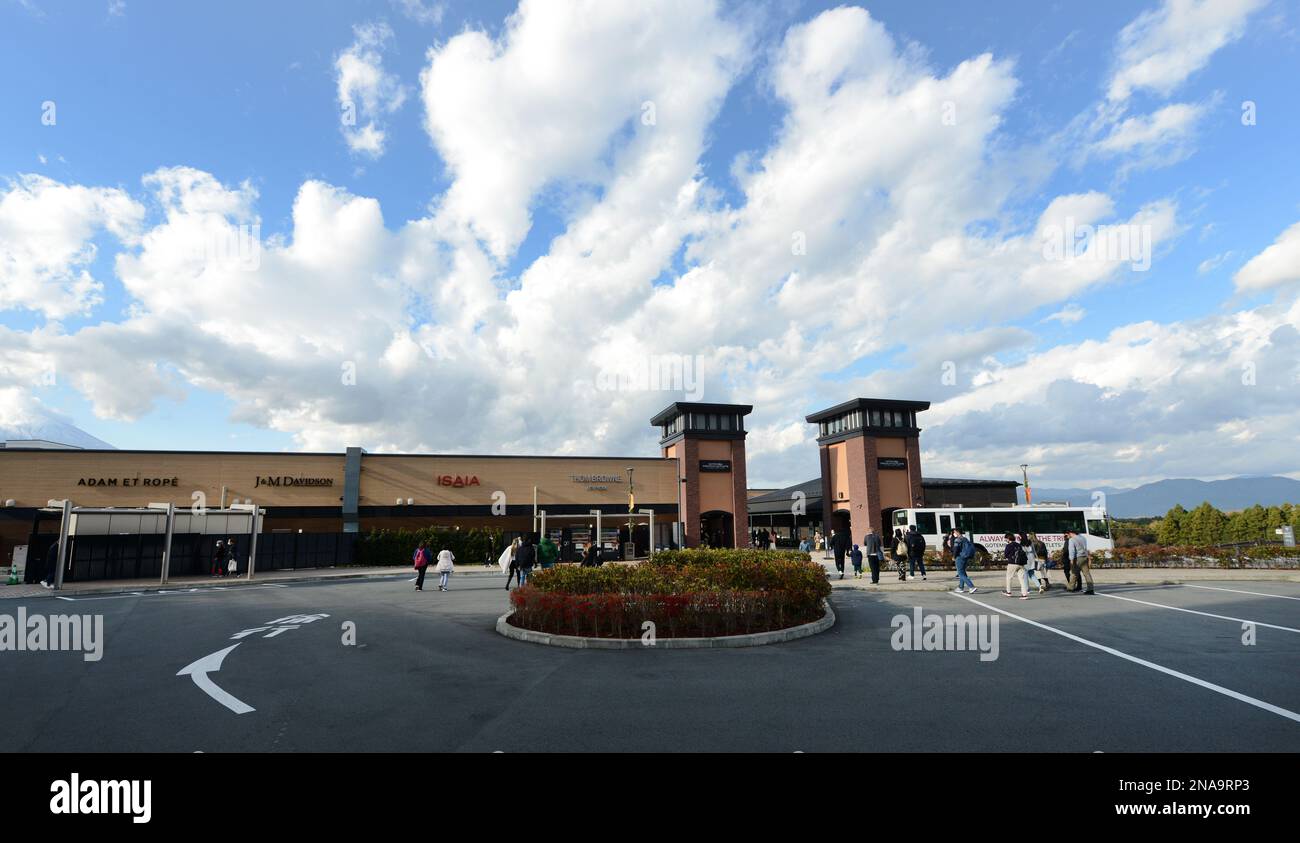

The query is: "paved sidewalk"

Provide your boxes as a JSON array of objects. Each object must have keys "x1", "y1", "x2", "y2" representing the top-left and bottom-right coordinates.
[
  {"x1": 815, "y1": 557, "x2": 1300, "y2": 591},
  {"x1": 0, "y1": 563, "x2": 512, "y2": 599}
]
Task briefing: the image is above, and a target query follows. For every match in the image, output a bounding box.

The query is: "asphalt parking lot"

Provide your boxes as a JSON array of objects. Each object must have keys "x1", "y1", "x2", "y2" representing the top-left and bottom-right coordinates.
[{"x1": 1, "y1": 573, "x2": 1296, "y2": 752}]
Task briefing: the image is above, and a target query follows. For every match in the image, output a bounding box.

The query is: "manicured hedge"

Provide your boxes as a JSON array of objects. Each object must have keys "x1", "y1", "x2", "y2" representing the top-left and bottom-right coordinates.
[
  {"x1": 508, "y1": 548, "x2": 830, "y2": 639},
  {"x1": 354, "y1": 526, "x2": 503, "y2": 568}
]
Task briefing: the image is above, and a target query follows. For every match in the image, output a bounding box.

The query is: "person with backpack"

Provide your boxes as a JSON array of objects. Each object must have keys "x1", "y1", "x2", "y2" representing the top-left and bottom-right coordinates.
[
  {"x1": 951, "y1": 529, "x2": 978, "y2": 593},
  {"x1": 413, "y1": 541, "x2": 430, "y2": 591},
  {"x1": 890, "y1": 529, "x2": 908, "y2": 581},
  {"x1": 1017, "y1": 532, "x2": 1042, "y2": 593},
  {"x1": 1002, "y1": 532, "x2": 1029, "y2": 599},
  {"x1": 515, "y1": 534, "x2": 538, "y2": 587},
  {"x1": 1028, "y1": 532, "x2": 1051, "y2": 592},
  {"x1": 435, "y1": 547, "x2": 455, "y2": 591},
  {"x1": 905, "y1": 525, "x2": 927, "y2": 581},
  {"x1": 862, "y1": 527, "x2": 883, "y2": 584},
  {"x1": 849, "y1": 544, "x2": 864, "y2": 580}
]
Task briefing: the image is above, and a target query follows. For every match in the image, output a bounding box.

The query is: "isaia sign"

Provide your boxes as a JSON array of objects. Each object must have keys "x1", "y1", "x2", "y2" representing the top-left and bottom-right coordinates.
[{"x1": 437, "y1": 475, "x2": 480, "y2": 488}]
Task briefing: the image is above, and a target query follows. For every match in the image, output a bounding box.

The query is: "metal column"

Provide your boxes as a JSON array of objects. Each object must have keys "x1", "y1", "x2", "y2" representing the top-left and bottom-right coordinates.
[
  {"x1": 54, "y1": 499, "x2": 72, "y2": 590},
  {"x1": 159, "y1": 502, "x2": 175, "y2": 586}
]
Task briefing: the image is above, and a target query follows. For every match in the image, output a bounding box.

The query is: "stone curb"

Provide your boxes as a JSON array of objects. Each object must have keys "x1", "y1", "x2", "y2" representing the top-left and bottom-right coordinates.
[{"x1": 495, "y1": 598, "x2": 836, "y2": 649}]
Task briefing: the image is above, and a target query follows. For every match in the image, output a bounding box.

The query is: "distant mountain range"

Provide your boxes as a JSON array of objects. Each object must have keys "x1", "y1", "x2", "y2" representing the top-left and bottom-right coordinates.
[
  {"x1": 1021, "y1": 476, "x2": 1300, "y2": 518},
  {"x1": 0, "y1": 420, "x2": 115, "y2": 450}
]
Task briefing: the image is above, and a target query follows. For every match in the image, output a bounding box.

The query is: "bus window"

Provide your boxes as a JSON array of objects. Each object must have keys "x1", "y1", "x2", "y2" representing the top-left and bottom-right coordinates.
[
  {"x1": 916, "y1": 512, "x2": 937, "y2": 534},
  {"x1": 939, "y1": 514, "x2": 952, "y2": 535},
  {"x1": 1087, "y1": 519, "x2": 1110, "y2": 539},
  {"x1": 893, "y1": 510, "x2": 909, "y2": 528}
]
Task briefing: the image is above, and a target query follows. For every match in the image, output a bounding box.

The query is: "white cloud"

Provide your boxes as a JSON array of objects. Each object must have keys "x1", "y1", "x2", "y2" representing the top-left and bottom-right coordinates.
[
  {"x1": 1093, "y1": 100, "x2": 1206, "y2": 158},
  {"x1": 0, "y1": 174, "x2": 144, "y2": 318},
  {"x1": 391, "y1": 0, "x2": 443, "y2": 25},
  {"x1": 419, "y1": 0, "x2": 747, "y2": 261},
  {"x1": 1197, "y1": 250, "x2": 1233, "y2": 274},
  {"x1": 1044, "y1": 304, "x2": 1086, "y2": 325},
  {"x1": 1234, "y1": 221, "x2": 1300, "y2": 291},
  {"x1": 336, "y1": 22, "x2": 407, "y2": 158},
  {"x1": 1107, "y1": 0, "x2": 1264, "y2": 102}
]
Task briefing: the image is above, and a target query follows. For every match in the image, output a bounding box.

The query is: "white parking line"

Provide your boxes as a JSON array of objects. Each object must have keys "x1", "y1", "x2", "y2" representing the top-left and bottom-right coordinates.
[
  {"x1": 1183, "y1": 584, "x2": 1300, "y2": 602},
  {"x1": 951, "y1": 592, "x2": 1300, "y2": 725},
  {"x1": 1097, "y1": 591, "x2": 1300, "y2": 634}
]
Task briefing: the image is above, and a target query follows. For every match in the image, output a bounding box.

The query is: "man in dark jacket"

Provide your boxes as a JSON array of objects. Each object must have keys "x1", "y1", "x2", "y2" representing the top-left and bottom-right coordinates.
[
  {"x1": 41, "y1": 540, "x2": 61, "y2": 589},
  {"x1": 905, "y1": 525, "x2": 927, "y2": 581},
  {"x1": 515, "y1": 536, "x2": 538, "y2": 586},
  {"x1": 861, "y1": 528, "x2": 883, "y2": 584},
  {"x1": 830, "y1": 529, "x2": 851, "y2": 579}
]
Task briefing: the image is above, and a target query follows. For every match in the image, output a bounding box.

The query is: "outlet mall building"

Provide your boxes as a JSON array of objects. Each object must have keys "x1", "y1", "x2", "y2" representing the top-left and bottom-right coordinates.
[{"x1": 0, "y1": 399, "x2": 1017, "y2": 580}]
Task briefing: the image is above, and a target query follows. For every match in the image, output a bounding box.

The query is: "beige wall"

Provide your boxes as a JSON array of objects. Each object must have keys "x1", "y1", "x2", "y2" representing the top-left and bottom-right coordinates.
[
  {"x1": 0, "y1": 451, "x2": 679, "y2": 510},
  {"x1": 875, "y1": 438, "x2": 911, "y2": 509},
  {"x1": 0, "y1": 451, "x2": 345, "y2": 508},
  {"x1": 827, "y1": 442, "x2": 850, "y2": 508}
]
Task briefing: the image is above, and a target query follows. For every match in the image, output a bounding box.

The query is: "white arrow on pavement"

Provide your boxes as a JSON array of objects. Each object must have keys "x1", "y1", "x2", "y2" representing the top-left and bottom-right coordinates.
[{"x1": 177, "y1": 644, "x2": 255, "y2": 714}]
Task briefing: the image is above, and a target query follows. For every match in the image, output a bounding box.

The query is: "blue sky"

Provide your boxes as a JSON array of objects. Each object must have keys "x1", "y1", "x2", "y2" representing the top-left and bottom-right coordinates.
[{"x1": 1, "y1": 0, "x2": 1298, "y2": 489}]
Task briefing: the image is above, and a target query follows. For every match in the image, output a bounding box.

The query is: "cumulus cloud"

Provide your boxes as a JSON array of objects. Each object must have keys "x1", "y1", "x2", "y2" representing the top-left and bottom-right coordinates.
[
  {"x1": 0, "y1": 174, "x2": 144, "y2": 318},
  {"x1": 336, "y1": 22, "x2": 407, "y2": 157},
  {"x1": 1, "y1": 1, "x2": 1296, "y2": 492},
  {"x1": 1234, "y1": 221, "x2": 1300, "y2": 292},
  {"x1": 1107, "y1": 0, "x2": 1264, "y2": 102}
]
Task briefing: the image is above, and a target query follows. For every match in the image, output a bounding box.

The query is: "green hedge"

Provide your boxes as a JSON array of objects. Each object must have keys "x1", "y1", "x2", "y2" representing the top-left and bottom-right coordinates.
[
  {"x1": 648, "y1": 548, "x2": 812, "y2": 567},
  {"x1": 509, "y1": 548, "x2": 831, "y2": 639},
  {"x1": 354, "y1": 526, "x2": 503, "y2": 568}
]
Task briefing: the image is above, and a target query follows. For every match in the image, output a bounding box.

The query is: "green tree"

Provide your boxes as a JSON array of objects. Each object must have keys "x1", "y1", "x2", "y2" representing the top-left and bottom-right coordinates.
[
  {"x1": 1157, "y1": 505, "x2": 1186, "y2": 546},
  {"x1": 1184, "y1": 502, "x2": 1228, "y2": 545}
]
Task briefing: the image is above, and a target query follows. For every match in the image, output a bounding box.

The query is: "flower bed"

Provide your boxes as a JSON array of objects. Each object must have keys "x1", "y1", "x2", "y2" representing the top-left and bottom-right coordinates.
[{"x1": 507, "y1": 549, "x2": 831, "y2": 639}]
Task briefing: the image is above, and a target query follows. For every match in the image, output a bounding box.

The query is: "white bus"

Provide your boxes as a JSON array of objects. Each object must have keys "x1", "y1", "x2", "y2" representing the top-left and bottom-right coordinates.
[{"x1": 890, "y1": 504, "x2": 1112, "y2": 560}]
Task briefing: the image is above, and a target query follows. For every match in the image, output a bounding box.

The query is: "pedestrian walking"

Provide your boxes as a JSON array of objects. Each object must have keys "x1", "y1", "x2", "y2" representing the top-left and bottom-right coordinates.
[
  {"x1": 225, "y1": 537, "x2": 239, "y2": 578},
  {"x1": 849, "y1": 544, "x2": 864, "y2": 579},
  {"x1": 1066, "y1": 528, "x2": 1094, "y2": 594},
  {"x1": 1029, "y1": 533, "x2": 1051, "y2": 591},
  {"x1": 40, "y1": 540, "x2": 60, "y2": 589},
  {"x1": 504, "y1": 537, "x2": 522, "y2": 589},
  {"x1": 862, "y1": 528, "x2": 883, "y2": 584},
  {"x1": 830, "y1": 528, "x2": 851, "y2": 579},
  {"x1": 1019, "y1": 532, "x2": 1044, "y2": 593},
  {"x1": 515, "y1": 534, "x2": 538, "y2": 587},
  {"x1": 951, "y1": 529, "x2": 978, "y2": 593},
  {"x1": 538, "y1": 535, "x2": 559, "y2": 569},
  {"x1": 581, "y1": 542, "x2": 600, "y2": 567},
  {"x1": 435, "y1": 548, "x2": 455, "y2": 591},
  {"x1": 413, "y1": 541, "x2": 430, "y2": 591},
  {"x1": 211, "y1": 540, "x2": 226, "y2": 578},
  {"x1": 1001, "y1": 532, "x2": 1029, "y2": 599},
  {"x1": 890, "y1": 528, "x2": 908, "y2": 581},
  {"x1": 905, "y1": 525, "x2": 927, "y2": 581}
]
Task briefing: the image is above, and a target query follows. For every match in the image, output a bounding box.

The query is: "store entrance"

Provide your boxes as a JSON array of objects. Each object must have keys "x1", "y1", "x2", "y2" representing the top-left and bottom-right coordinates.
[{"x1": 700, "y1": 510, "x2": 734, "y2": 548}]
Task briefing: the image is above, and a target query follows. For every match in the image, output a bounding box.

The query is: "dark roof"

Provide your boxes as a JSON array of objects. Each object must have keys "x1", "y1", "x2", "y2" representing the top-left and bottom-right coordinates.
[
  {"x1": 650, "y1": 402, "x2": 754, "y2": 426},
  {"x1": 805, "y1": 397, "x2": 931, "y2": 424}
]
